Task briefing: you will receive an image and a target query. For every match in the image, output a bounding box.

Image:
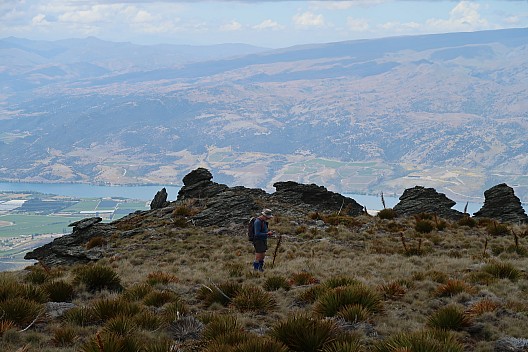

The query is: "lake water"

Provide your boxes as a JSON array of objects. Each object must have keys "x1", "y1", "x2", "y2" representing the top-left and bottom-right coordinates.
[
  {"x1": 0, "y1": 181, "x2": 486, "y2": 213},
  {"x1": 0, "y1": 182, "x2": 181, "y2": 201}
]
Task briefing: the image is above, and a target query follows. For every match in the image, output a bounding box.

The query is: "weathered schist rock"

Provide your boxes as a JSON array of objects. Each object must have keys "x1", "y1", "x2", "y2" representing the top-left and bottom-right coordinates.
[
  {"x1": 393, "y1": 186, "x2": 464, "y2": 220},
  {"x1": 24, "y1": 217, "x2": 114, "y2": 267},
  {"x1": 473, "y1": 183, "x2": 528, "y2": 223},
  {"x1": 272, "y1": 181, "x2": 364, "y2": 216},
  {"x1": 150, "y1": 187, "x2": 169, "y2": 209},
  {"x1": 23, "y1": 168, "x2": 374, "y2": 267},
  {"x1": 190, "y1": 186, "x2": 266, "y2": 227},
  {"x1": 177, "y1": 167, "x2": 229, "y2": 200}
]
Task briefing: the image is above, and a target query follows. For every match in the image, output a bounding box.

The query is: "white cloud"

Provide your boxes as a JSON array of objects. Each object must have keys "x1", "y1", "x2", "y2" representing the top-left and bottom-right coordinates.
[
  {"x1": 253, "y1": 19, "x2": 284, "y2": 31},
  {"x1": 346, "y1": 17, "x2": 369, "y2": 32},
  {"x1": 293, "y1": 11, "x2": 325, "y2": 27},
  {"x1": 310, "y1": 0, "x2": 388, "y2": 10},
  {"x1": 379, "y1": 21, "x2": 420, "y2": 31},
  {"x1": 220, "y1": 20, "x2": 242, "y2": 31},
  {"x1": 426, "y1": 1, "x2": 490, "y2": 32},
  {"x1": 504, "y1": 15, "x2": 520, "y2": 25},
  {"x1": 131, "y1": 9, "x2": 155, "y2": 23},
  {"x1": 31, "y1": 13, "x2": 49, "y2": 25},
  {"x1": 58, "y1": 4, "x2": 117, "y2": 23}
]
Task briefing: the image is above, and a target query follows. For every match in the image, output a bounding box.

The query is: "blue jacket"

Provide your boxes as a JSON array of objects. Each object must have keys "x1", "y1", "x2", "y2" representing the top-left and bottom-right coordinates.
[{"x1": 254, "y1": 217, "x2": 269, "y2": 240}]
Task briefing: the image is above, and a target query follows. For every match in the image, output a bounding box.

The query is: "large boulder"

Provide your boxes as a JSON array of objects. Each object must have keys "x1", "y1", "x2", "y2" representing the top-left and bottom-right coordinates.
[
  {"x1": 272, "y1": 181, "x2": 364, "y2": 216},
  {"x1": 177, "y1": 168, "x2": 228, "y2": 200},
  {"x1": 393, "y1": 186, "x2": 464, "y2": 220},
  {"x1": 473, "y1": 183, "x2": 528, "y2": 223}
]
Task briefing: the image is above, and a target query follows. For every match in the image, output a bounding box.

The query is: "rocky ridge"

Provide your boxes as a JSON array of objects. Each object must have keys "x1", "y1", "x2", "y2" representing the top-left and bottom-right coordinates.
[{"x1": 24, "y1": 168, "x2": 527, "y2": 267}]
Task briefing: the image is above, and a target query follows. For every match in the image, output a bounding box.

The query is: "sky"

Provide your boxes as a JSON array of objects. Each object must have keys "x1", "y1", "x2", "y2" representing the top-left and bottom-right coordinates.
[{"x1": 1, "y1": 0, "x2": 527, "y2": 48}]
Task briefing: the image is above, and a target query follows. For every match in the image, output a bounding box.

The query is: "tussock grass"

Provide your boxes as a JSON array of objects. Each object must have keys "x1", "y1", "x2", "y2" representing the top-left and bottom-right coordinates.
[
  {"x1": 73, "y1": 264, "x2": 122, "y2": 292},
  {"x1": 426, "y1": 305, "x2": 472, "y2": 331},
  {"x1": 270, "y1": 314, "x2": 341, "y2": 352},
  {"x1": 2, "y1": 211, "x2": 528, "y2": 351}
]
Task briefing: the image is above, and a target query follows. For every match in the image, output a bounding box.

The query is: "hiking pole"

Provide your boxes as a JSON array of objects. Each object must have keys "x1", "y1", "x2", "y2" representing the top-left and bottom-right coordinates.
[{"x1": 271, "y1": 233, "x2": 282, "y2": 267}]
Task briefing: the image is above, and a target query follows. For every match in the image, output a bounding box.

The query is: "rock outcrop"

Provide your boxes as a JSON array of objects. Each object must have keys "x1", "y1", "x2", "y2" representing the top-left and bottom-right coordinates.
[
  {"x1": 473, "y1": 183, "x2": 528, "y2": 223},
  {"x1": 272, "y1": 181, "x2": 364, "y2": 216},
  {"x1": 24, "y1": 217, "x2": 113, "y2": 266},
  {"x1": 177, "y1": 168, "x2": 229, "y2": 200},
  {"x1": 393, "y1": 186, "x2": 464, "y2": 220},
  {"x1": 25, "y1": 168, "x2": 375, "y2": 266},
  {"x1": 150, "y1": 187, "x2": 169, "y2": 209}
]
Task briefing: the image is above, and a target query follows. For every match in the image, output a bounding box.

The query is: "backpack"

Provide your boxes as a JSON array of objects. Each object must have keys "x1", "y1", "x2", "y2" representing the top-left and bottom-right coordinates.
[{"x1": 248, "y1": 217, "x2": 264, "y2": 241}]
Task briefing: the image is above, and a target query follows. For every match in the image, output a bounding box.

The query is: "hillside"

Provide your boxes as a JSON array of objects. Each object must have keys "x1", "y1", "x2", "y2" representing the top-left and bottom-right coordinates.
[
  {"x1": 1, "y1": 28, "x2": 527, "y2": 201},
  {"x1": 1, "y1": 170, "x2": 528, "y2": 351}
]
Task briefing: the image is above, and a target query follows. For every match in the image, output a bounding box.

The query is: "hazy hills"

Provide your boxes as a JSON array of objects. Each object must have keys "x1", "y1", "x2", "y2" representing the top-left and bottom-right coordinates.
[{"x1": 0, "y1": 28, "x2": 527, "y2": 202}]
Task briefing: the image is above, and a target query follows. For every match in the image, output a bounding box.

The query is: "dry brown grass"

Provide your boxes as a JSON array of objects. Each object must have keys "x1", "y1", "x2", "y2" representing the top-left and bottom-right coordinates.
[{"x1": 1, "y1": 213, "x2": 528, "y2": 351}]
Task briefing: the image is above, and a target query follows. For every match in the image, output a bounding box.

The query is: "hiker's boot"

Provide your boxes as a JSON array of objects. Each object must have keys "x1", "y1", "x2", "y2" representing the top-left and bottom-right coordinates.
[
  {"x1": 253, "y1": 261, "x2": 259, "y2": 271},
  {"x1": 258, "y1": 260, "x2": 265, "y2": 272}
]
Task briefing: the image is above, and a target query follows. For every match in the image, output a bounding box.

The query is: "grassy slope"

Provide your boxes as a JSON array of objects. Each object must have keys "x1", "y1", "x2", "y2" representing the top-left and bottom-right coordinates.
[{"x1": 1, "y1": 210, "x2": 527, "y2": 351}]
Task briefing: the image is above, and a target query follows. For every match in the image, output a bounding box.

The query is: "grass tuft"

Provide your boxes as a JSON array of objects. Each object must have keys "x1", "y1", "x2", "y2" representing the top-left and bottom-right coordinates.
[
  {"x1": 143, "y1": 289, "x2": 180, "y2": 307},
  {"x1": 91, "y1": 297, "x2": 141, "y2": 322},
  {"x1": 86, "y1": 236, "x2": 107, "y2": 249},
  {"x1": 426, "y1": 305, "x2": 472, "y2": 331},
  {"x1": 73, "y1": 264, "x2": 122, "y2": 292},
  {"x1": 264, "y1": 275, "x2": 291, "y2": 291},
  {"x1": 196, "y1": 281, "x2": 241, "y2": 307},
  {"x1": 270, "y1": 314, "x2": 341, "y2": 352},
  {"x1": 314, "y1": 284, "x2": 383, "y2": 317},
  {"x1": 63, "y1": 306, "x2": 96, "y2": 327},
  {"x1": 51, "y1": 325, "x2": 79, "y2": 347},
  {"x1": 434, "y1": 279, "x2": 476, "y2": 297},
  {"x1": 377, "y1": 208, "x2": 397, "y2": 220},
  {"x1": 482, "y1": 261, "x2": 521, "y2": 281},
  {"x1": 289, "y1": 271, "x2": 319, "y2": 286},
  {"x1": 466, "y1": 298, "x2": 500, "y2": 317},
  {"x1": 373, "y1": 329, "x2": 464, "y2": 352},
  {"x1": 43, "y1": 280, "x2": 75, "y2": 302},
  {"x1": 337, "y1": 304, "x2": 372, "y2": 323},
  {"x1": 146, "y1": 271, "x2": 179, "y2": 285},
  {"x1": 231, "y1": 285, "x2": 276, "y2": 312}
]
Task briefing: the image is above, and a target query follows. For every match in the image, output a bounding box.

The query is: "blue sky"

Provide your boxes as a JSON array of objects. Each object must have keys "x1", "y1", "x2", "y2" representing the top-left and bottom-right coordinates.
[{"x1": 1, "y1": 0, "x2": 527, "y2": 48}]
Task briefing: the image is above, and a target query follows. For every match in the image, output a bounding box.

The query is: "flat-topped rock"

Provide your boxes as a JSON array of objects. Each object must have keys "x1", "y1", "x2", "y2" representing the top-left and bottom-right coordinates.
[
  {"x1": 393, "y1": 186, "x2": 464, "y2": 220},
  {"x1": 272, "y1": 181, "x2": 364, "y2": 216}
]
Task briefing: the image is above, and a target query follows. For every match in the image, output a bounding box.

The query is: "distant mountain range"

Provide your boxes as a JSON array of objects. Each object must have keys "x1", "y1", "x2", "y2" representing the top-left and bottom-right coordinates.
[{"x1": 1, "y1": 28, "x2": 527, "y2": 202}]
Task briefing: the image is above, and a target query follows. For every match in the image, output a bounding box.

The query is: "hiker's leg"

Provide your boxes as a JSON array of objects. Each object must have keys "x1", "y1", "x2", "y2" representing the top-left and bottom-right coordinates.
[
  {"x1": 253, "y1": 241, "x2": 267, "y2": 271},
  {"x1": 255, "y1": 252, "x2": 265, "y2": 271}
]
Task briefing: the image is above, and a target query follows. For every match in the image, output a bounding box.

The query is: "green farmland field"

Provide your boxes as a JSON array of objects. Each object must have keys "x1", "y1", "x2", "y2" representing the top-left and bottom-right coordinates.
[
  {"x1": 0, "y1": 214, "x2": 85, "y2": 238},
  {"x1": 62, "y1": 199, "x2": 99, "y2": 212}
]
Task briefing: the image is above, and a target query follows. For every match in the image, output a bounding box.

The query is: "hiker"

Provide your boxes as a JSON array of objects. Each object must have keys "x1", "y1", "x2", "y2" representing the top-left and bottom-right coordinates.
[{"x1": 252, "y1": 208, "x2": 274, "y2": 272}]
